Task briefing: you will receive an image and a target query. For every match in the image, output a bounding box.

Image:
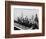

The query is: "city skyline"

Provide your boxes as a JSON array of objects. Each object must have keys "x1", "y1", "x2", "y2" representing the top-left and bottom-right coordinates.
[{"x1": 14, "y1": 8, "x2": 39, "y2": 21}]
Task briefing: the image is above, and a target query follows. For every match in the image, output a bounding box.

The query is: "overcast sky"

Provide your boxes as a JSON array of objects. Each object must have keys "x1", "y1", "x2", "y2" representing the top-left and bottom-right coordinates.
[{"x1": 14, "y1": 8, "x2": 39, "y2": 21}]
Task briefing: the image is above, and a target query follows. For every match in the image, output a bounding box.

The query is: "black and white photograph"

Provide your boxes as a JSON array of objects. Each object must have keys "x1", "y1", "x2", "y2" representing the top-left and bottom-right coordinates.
[
  {"x1": 14, "y1": 8, "x2": 39, "y2": 30},
  {"x1": 11, "y1": 5, "x2": 42, "y2": 34}
]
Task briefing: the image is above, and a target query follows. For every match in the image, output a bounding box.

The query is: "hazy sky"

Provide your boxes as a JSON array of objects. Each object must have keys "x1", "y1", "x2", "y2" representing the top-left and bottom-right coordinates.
[{"x1": 14, "y1": 8, "x2": 39, "y2": 21}]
